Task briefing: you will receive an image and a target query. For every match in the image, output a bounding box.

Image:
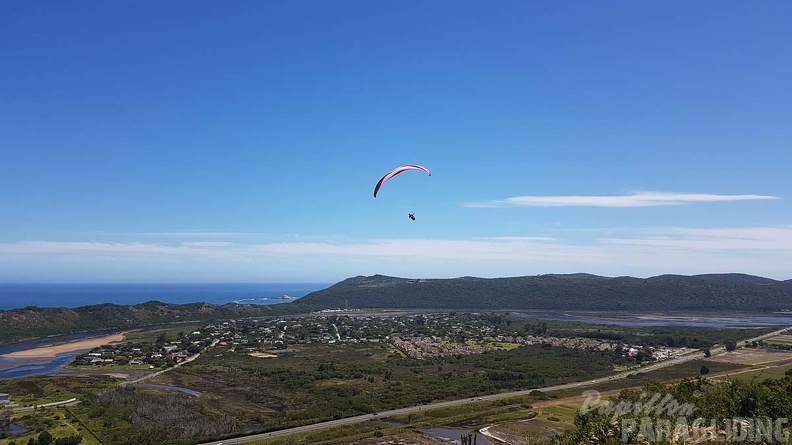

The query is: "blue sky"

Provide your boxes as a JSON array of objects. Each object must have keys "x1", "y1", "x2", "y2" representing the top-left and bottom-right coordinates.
[{"x1": 1, "y1": 1, "x2": 791, "y2": 283}]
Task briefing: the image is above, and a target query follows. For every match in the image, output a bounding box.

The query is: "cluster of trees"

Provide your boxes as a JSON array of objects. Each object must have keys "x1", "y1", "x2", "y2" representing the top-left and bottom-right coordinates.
[
  {"x1": 75, "y1": 386, "x2": 239, "y2": 445},
  {"x1": 16, "y1": 432, "x2": 82, "y2": 445},
  {"x1": 549, "y1": 372, "x2": 792, "y2": 444},
  {"x1": 745, "y1": 339, "x2": 792, "y2": 351}
]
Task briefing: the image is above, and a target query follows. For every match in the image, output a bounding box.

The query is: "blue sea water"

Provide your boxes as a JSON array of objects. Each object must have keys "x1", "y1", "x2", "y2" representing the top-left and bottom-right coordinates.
[{"x1": 0, "y1": 283, "x2": 330, "y2": 310}]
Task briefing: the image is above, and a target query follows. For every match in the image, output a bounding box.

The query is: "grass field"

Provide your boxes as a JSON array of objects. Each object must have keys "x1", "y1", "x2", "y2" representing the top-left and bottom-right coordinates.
[
  {"x1": 0, "y1": 408, "x2": 103, "y2": 445},
  {"x1": 0, "y1": 375, "x2": 121, "y2": 406},
  {"x1": 705, "y1": 349, "x2": 792, "y2": 365},
  {"x1": 763, "y1": 335, "x2": 792, "y2": 345},
  {"x1": 713, "y1": 362, "x2": 792, "y2": 382},
  {"x1": 481, "y1": 402, "x2": 580, "y2": 445}
]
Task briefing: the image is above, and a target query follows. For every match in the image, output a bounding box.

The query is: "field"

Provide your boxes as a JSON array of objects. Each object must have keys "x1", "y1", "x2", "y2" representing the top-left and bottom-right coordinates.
[
  {"x1": 0, "y1": 378, "x2": 114, "y2": 445},
  {"x1": 249, "y1": 352, "x2": 279, "y2": 358},
  {"x1": 763, "y1": 334, "x2": 792, "y2": 345},
  {"x1": 705, "y1": 349, "x2": 792, "y2": 365},
  {"x1": 0, "y1": 375, "x2": 121, "y2": 406},
  {"x1": 250, "y1": 424, "x2": 448, "y2": 445},
  {"x1": 0, "y1": 407, "x2": 104, "y2": 445}
]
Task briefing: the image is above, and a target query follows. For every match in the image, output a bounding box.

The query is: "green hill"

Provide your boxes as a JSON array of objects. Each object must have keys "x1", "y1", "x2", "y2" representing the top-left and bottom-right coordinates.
[
  {"x1": 298, "y1": 273, "x2": 792, "y2": 311},
  {"x1": 0, "y1": 301, "x2": 311, "y2": 344}
]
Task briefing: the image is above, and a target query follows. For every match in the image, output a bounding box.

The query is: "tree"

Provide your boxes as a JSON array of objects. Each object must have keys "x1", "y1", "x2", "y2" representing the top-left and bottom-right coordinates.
[
  {"x1": 36, "y1": 431, "x2": 53, "y2": 445},
  {"x1": 703, "y1": 348, "x2": 711, "y2": 357},
  {"x1": 53, "y1": 435, "x2": 83, "y2": 445},
  {"x1": 725, "y1": 340, "x2": 737, "y2": 352},
  {"x1": 700, "y1": 365, "x2": 710, "y2": 375}
]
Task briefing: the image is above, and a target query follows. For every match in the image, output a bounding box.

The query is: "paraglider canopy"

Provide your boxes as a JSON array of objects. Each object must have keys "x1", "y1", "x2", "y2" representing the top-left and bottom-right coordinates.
[{"x1": 373, "y1": 164, "x2": 432, "y2": 198}]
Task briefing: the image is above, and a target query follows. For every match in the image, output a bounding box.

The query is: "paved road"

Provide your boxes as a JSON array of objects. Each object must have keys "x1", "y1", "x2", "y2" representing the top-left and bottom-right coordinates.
[{"x1": 198, "y1": 325, "x2": 792, "y2": 445}]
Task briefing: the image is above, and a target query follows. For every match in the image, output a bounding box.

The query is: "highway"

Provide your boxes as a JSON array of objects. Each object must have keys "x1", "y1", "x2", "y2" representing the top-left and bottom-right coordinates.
[{"x1": 198, "y1": 325, "x2": 792, "y2": 444}]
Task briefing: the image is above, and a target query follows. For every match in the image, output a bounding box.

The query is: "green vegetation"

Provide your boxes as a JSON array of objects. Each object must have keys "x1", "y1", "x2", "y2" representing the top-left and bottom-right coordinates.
[
  {"x1": 716, "y1": 363, "x2": 792, "y2": 382},
  {"x1": 549, "y1": 372, "x2": 792, "y2": 444},
  {"x1": 0, "y1": 302, "x2": 311, "y2": 344},
  {"x1": 59, "y1": 341, "x2": 615, "y2": 443},
  {"x1": 249, "y1": 422, "x2": 406, "y2": 445},
  {"x1": 73, "y1": 386, "x2": 239, "y2": 445},
  {"x1": 518, "y1": 319, "x2": 774, "y2": 349},
  {"x1": 0, "y1": 376, "x2": 120, "y2": 407},
  {"x1": 0, "y1": 407, "x2": 100, "y2": 445},
  {"x1": 299, "y1": 273, "x2": 792, "y2": 311},
  {"x1": 3, "y1": 311, "x2": 787, "y2": 445}
]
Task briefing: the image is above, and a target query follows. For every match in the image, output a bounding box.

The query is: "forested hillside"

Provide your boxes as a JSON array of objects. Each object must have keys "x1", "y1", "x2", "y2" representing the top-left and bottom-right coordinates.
[
  {"x1": 298, "y1": 273, "x2": 792, "y2": 311},
  {"x1": 0, "y1": 301, "x2": 311, "y2": 343}
]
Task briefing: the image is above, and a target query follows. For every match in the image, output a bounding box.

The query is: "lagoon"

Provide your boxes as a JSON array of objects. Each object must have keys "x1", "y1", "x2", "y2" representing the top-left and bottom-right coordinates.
[{"x1": 507, "y1": 311, "x2": 792, "y2": 328}]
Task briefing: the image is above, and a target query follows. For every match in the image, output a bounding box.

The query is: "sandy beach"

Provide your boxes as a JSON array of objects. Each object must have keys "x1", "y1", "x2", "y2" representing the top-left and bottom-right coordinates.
[{"x1": 1, "y1": 333, "x2": 127, "y2": 359}]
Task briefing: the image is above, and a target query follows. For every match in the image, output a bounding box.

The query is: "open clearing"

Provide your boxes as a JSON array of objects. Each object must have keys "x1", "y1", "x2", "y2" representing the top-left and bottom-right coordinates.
[
  {"x1": 705, "y1": 349, "x2": 792, "y2": 365},
  {"x1": 249, "y1": 352, "x2": 278, "y2": 358},
  {"x1": 764, "y1": 334, "x2": 792, "y2": 345}
]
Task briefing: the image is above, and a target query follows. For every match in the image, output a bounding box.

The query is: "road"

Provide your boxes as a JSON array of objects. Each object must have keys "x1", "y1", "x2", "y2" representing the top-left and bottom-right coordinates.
[
  {"x1": 8, "y1": 353, "x2": 202, "y2": 413},
  {"x1": 126, "y1": 352, "x2": 201, "y2": 384},
  {"x1": 198, "y1": 325, "x2": 792, "y2": 444}
]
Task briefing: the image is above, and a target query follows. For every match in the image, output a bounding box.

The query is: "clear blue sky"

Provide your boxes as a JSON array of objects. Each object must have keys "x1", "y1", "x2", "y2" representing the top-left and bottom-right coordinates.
[{"x1": 2, "y1": 1, "x2": 790, "y2": 282}]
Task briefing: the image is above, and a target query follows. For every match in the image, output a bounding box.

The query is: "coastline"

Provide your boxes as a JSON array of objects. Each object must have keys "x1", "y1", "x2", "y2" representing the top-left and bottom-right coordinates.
[{"x1": 1, "y1": 332, "x2": 127, "y2": 359}]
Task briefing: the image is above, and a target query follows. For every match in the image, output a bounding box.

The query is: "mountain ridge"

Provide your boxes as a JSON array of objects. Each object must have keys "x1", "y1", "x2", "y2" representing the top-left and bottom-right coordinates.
[{"x1": 299, "y1": 273, "x2": 792, "y2": 311}]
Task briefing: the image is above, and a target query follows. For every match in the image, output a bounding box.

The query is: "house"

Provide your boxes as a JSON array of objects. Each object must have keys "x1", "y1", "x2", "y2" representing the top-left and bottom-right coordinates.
[{"x1": 0, "y1": 393, "x2": 10, "y2": 405}]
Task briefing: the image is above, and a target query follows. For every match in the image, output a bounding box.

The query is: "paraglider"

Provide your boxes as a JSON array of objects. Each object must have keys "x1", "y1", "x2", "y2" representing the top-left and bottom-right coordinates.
[
  {"x1": 373, "y1": 164, "x2": 431, "y2": 198},
  {"x1": 374, "y1": 164, "x2": 431, "y2": 221}
]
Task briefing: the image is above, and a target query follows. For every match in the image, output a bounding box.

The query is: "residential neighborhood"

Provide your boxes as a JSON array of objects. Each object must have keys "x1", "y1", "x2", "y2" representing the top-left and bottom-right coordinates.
[{"x1": 72, "y1": 312, "x2": 689, "y2": 369}]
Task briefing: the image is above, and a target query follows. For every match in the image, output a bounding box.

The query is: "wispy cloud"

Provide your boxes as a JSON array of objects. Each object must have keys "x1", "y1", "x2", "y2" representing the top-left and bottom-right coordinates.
[
  {"x1": 2, "y1": 225, "x2": 791, "y2": 280},
  {"x1": 135, "y1": 232, "x2": 253, "y2": 237},
  {"x1": 465, "y1": 192, "x2": 780, "y2": 208},
  {"x1": 181, "y1": 242, "x2": 235, "y2": 247},
  {"x1": 599, "y1": 225, "x2": 792, "y2": 251}
]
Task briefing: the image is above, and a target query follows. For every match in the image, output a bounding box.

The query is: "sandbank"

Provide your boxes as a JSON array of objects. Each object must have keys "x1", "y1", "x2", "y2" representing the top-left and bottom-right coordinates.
[{"x1": 1, "y1": 333, "x2": 127, "y2": 359}]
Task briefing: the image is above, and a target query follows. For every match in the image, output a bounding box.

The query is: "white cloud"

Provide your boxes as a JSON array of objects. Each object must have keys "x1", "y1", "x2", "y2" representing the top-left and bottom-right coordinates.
[
  {"x1": 465, "y1": 192, "x2": 780, "y2": 208},
  {"x1": 182, "y1": 242, "x2": 235, "y2": 247},
  {"x1": 1, "y1": 225, "x2": 791, "y2": 280},
  {"x1": 135, "y1": 232, "x2": 252, "y2": 237},
  {"x1": 599, "y1": 225, "x2": 792, "y2": 251}
]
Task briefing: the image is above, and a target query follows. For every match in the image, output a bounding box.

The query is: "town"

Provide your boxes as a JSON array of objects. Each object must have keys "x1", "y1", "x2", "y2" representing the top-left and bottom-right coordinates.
[{"x1": 72, "y1": 312, "x2": 691, "y2": 369}]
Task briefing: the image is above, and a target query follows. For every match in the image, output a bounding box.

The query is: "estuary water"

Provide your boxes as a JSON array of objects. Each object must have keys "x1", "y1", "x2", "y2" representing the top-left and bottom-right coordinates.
[
  {"x1": 507, "y1": 311, "x2": 792, "y2": 328},
  {"x1": 0, "y1": 329, "x2": 126, "y2": 380}
]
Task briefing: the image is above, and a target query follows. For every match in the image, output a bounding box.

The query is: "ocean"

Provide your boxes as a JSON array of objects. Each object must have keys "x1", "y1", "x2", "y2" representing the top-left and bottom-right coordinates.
[{"x1": 0, "y1": 283, "x2": 331, "y2": 310}]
